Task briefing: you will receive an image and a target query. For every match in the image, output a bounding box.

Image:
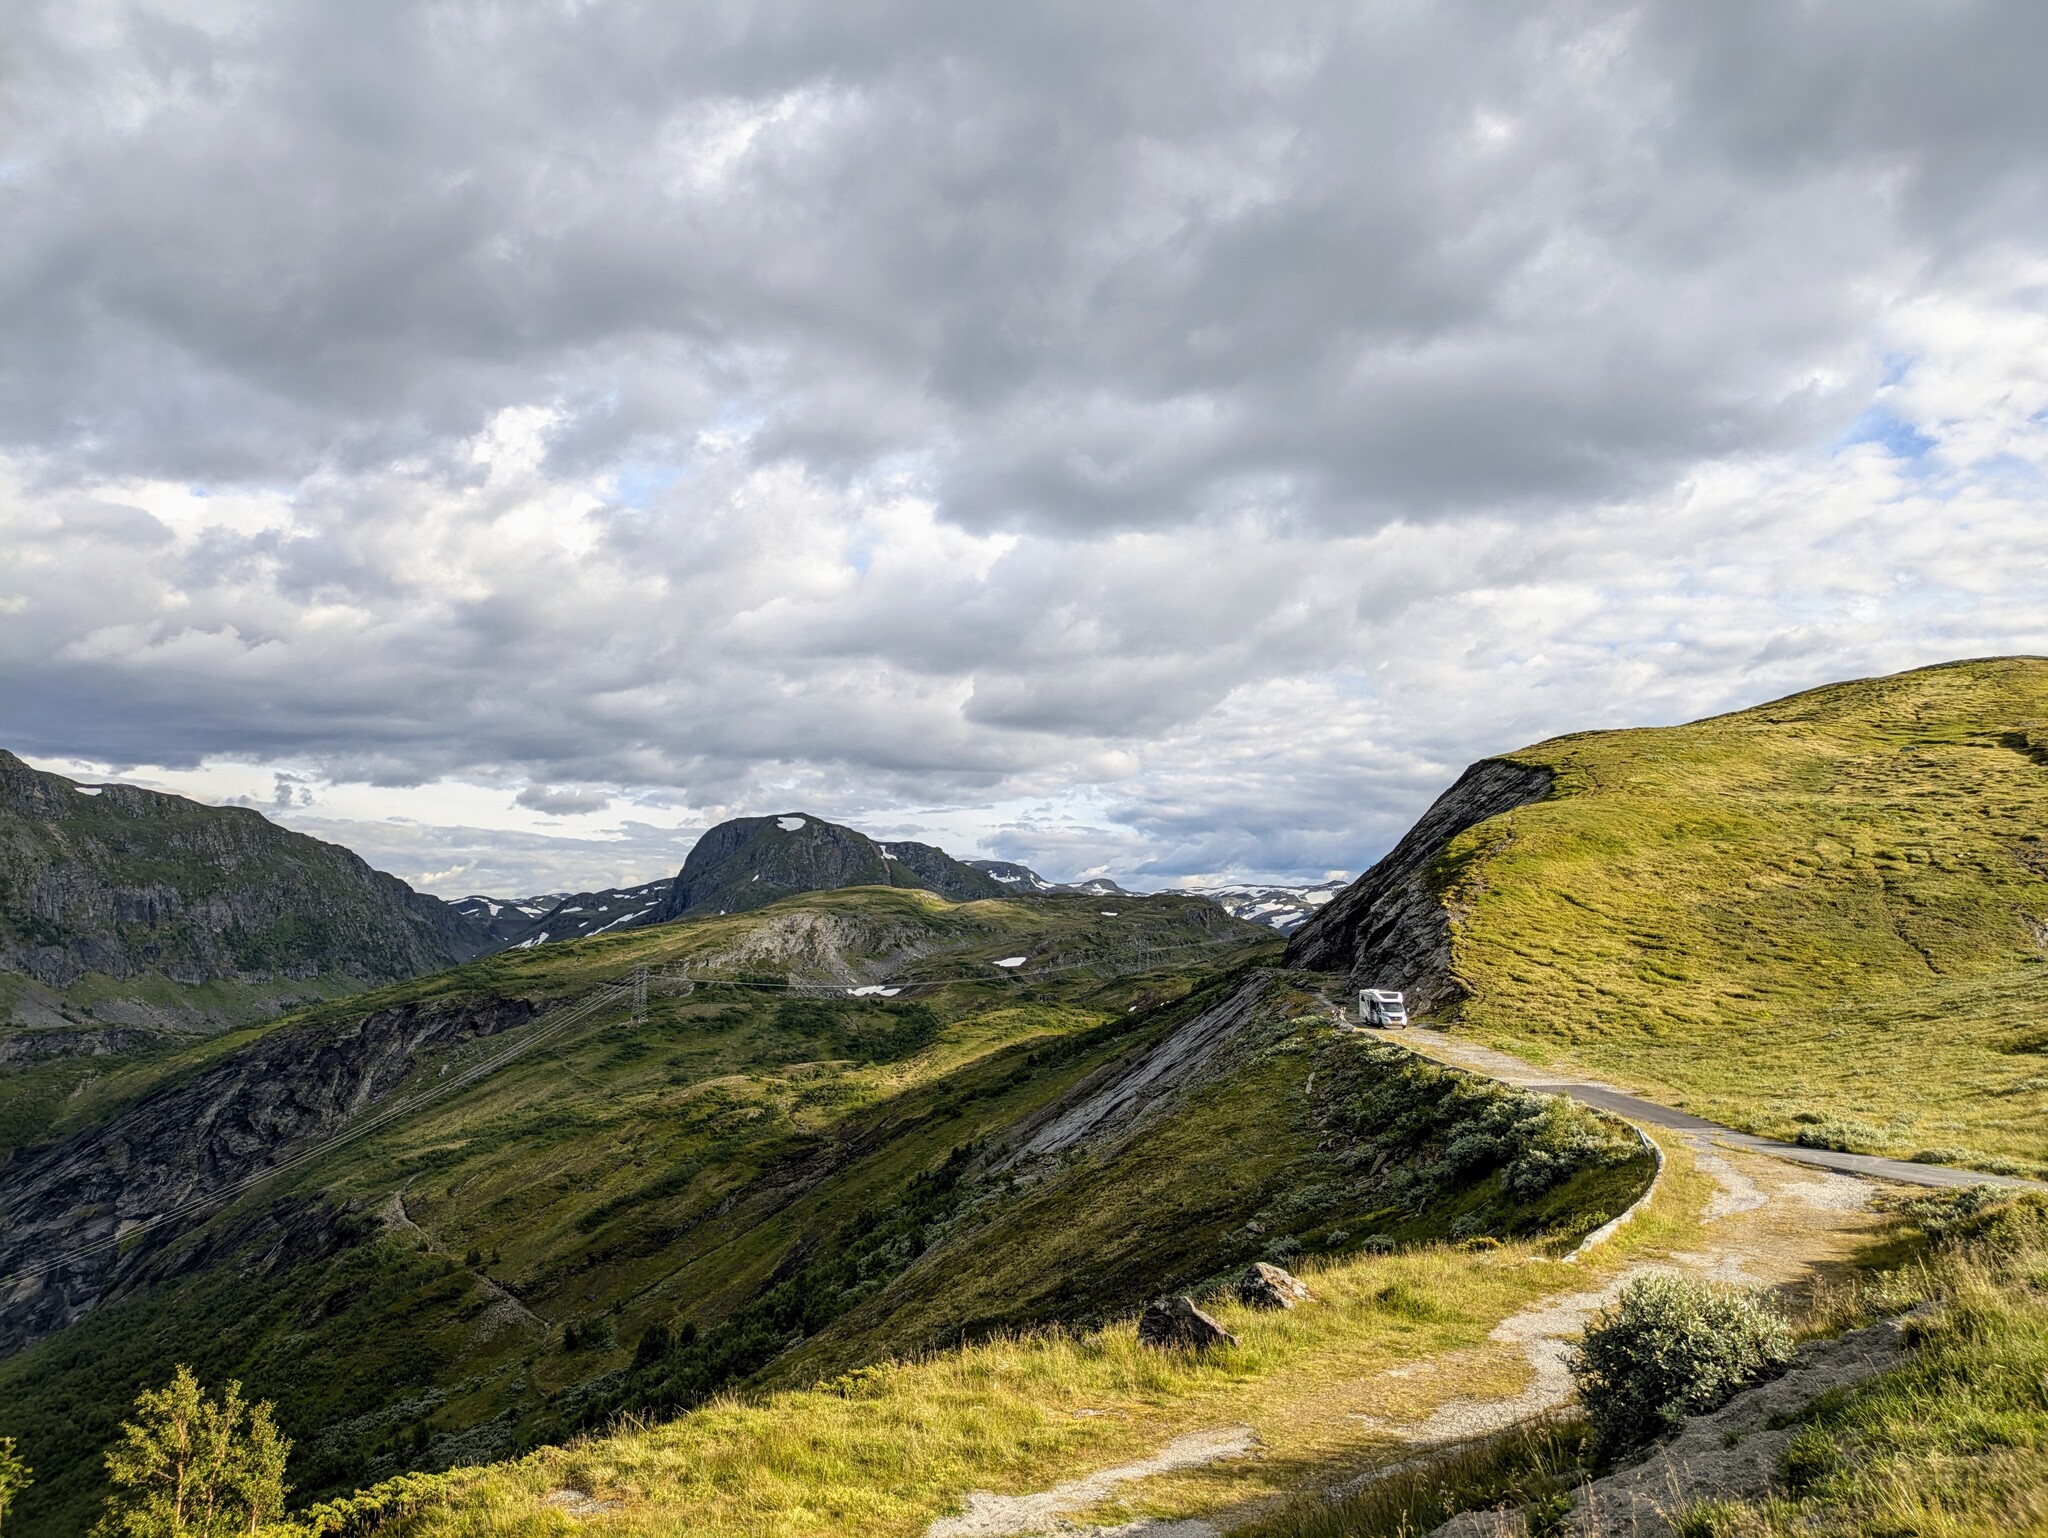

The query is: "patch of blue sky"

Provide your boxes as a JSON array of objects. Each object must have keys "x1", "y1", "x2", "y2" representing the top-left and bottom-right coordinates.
[
  {"x1": 1833, "y1": 405, "x2": 1937, "y2": 463},
  {"x1": 611, "y1": 462, "x2": 683, "y2": 508}
]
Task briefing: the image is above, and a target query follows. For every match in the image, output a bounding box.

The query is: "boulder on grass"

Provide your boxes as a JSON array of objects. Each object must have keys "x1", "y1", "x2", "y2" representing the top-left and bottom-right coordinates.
[
  {"x1": 1237, "y1": 1261, "x2": 1313, "y2": 1310},
  {"x1": 1137, "y1": 1294, "x2": 1239, "y2": 1351}
]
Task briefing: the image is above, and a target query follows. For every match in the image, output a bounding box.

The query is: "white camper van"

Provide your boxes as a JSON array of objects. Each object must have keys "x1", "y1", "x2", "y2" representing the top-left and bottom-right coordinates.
[{"x1": 1360, "y1": 989, "x2": 1409, "y2": 1027}]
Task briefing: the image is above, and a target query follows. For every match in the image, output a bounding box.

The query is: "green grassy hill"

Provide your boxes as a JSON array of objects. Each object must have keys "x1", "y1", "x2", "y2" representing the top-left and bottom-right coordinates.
[
  {"x1": 0, "y1": 880, "x2": 1650, "y2": 1538},
  {"x1": 1407, "y1": 656, "x2": 2048, "y2": 1174},
  {"x1": 0, "y1": 888, "x2": 1254, "y2": 1532}
]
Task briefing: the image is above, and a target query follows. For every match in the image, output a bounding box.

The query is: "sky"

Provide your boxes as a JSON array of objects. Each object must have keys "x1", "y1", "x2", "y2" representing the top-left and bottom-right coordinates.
[{"x1": 5, "y1": 1, "x2": 2048, "y2": 898}]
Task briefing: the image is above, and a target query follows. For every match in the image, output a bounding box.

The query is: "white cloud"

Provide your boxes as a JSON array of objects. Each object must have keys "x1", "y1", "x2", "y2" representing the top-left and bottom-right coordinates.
[{"x1": 4, "y1": 2, "x2": 2048, "y2": 892}]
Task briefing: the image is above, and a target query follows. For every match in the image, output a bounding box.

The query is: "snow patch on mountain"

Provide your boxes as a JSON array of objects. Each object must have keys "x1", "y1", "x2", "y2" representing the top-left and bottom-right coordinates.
[{"x1": 1166, "y1": 879, "x2": 1351, "y2": 934}]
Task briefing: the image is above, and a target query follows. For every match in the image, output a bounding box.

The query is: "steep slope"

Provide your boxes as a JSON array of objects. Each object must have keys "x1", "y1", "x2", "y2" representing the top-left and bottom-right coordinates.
[
  {"x1": 1289, "y1": 656, "x2": 2048, "y2": 1173},
  {"x1": 652, "y1": 814, "x2": 1008, "y2": 921},
  {"x1": 0, "y1": 753, "x2": 498, "y2": 1150},
  {"x1": 0, "y1": 887, "x2": 1281, "y2": 1536},
  {"x1": 1285, "y1": 758, "x2": 1555, "y2": 1009},
  {"x1": 0, "y1": 752, "x2": 490, "y2": 1007}
]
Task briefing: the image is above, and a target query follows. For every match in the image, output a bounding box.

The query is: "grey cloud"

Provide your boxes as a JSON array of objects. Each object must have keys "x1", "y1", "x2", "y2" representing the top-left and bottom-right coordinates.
[
  {"x1": 6, "y1": 2, "x2": 2040, "y2": 522},
  {"x1": 515, "y1": 784, "x2": 615, "y2": 816},
  {"x1": 274, "y1": 815, "x2": 702, "y2": 898},
  {"x1": 6, "y1": 2, "x2": 2048, "y2": 891}
]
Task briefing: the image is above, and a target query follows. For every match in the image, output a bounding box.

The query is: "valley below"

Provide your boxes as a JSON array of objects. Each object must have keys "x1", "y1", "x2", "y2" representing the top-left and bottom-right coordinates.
[{"x1": 3, "y1": 658, "x2": 2047, "y2": 1538}]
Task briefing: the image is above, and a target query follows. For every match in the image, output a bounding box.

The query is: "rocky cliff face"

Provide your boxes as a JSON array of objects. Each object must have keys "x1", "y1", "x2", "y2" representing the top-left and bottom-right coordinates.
[
  {"x1": 0, "y1": 750, "x2": 494, "y2": 1025},
  {"x1": 0, "y1": 991, "x2": 536, "y2": 1354},
  {"x1": 1284, "y1": 758, "x2": 1553, "y2": 1013},
  {"x1": 653, "y1": 814, "x2": 1007, "y2": 921}
]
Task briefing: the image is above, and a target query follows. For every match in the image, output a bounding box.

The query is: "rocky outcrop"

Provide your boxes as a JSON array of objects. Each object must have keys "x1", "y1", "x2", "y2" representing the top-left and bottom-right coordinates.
[
  {"x1": 0, "y1": 750, "x2": 496, "y2": 1022},
  {"x1": 995, "y1": 974, "x2": 1273, "y2": 1171},
  {"x1": 1138, "y1": 1294, "x2": 1238, "y2": 1351},
  {"x1": 1237, "y1": 1261, "x2": 1313, "y2": 1310},
  {"x1": 1429, "y1": 1311, "x2": 1916, "y2": 1537},
  {"x1": 1284, "y1": 759, "x2": 1553, "y2": 1015},
  {"x1": 653, "y1": 814, "x2": 1009, "y2": 922},
  {"x1": 0, "y1": 1025, "x2": 158, "y2": 1065},
  {"x1": 0, "y1": 992, "x2": 535, "y2": 1354}
]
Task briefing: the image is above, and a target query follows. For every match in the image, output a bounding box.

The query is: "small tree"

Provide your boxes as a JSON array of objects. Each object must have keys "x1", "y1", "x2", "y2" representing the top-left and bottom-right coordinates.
[
  {"x1": 0, "y1": 1437, "x2": 31, "y2": 1537},
  {"x1": 98, "y1": 1365, "x2": 291, "y2": 1538},
  {"x1": 1569, "y1": 1274, "x2": 1795, "y2": 1459}
]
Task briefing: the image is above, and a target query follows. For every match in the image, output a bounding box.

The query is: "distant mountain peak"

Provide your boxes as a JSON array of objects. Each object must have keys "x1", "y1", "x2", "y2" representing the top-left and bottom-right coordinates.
[{"x1": 654, "y1": 814, "x2": 1006, "y2": 922}]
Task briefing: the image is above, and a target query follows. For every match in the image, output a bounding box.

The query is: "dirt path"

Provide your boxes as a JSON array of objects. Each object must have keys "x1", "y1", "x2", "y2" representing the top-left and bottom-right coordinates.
[
  {"x1": 924, "y1": 1430, "x2": 1257, "y2": 1538},
  {"x1": 381, "y1": 1189, "x2": 547, "y2": 1335},
  {"x1": 920, "y1": 1037, "x2": 1912, "y2": 1538}
]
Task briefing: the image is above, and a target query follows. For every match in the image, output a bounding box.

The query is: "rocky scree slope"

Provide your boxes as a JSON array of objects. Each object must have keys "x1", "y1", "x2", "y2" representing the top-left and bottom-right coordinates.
[
  {"x1": 653, "y1": 814, "x2": 1008, "y2": 922},
  {"x1": 0, "y1": 991, "x2": 538, "y2": 1353},
  {"x1": 0, "y1": 751, "x2": 494, "y2": 1031}
]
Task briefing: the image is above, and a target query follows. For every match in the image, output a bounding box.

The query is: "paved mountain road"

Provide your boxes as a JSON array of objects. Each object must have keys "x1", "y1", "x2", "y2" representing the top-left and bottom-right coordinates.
[{"x1": 1378, "y1": 1026, "x2": 2048, "y2": 1193}]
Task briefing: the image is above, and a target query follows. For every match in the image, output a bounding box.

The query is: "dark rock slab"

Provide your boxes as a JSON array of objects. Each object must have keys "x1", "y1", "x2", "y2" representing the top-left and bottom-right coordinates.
[
  {"x1": 1284, "y1": 758, "x2": 1553, "y2": 1015},
  {"x1": 1138, "y1": 1294, "x2": 1239, "y2": 1351}
]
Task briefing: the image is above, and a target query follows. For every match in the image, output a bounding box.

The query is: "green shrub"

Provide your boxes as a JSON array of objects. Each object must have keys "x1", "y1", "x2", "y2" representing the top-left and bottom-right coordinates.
[
  {"x1": 1569, "y1": 1275, "x2": 1795, "y2": 1458},
  {"x1": 0, "y1": 1436, "x2": 30, "y2": 1538},
  {"x1": 1793, "y1": 1118, "x2": 1876, "y2": 1153}
]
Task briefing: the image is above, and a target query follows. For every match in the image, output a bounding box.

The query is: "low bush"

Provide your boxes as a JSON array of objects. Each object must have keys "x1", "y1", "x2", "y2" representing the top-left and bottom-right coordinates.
[
  {"x1": 1569, "y1": 1275, "x2": 1795, "y2": 1458},
  {"x1": 1792, "y1": 1118, "x2": 1876, "y2": 1153}
]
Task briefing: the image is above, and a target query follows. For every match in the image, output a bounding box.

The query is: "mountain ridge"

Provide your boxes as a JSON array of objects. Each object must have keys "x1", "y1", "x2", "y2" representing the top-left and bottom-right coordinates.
[
  {"x1": 650, "y1": 813, "x2": 1008, "y2": 922},
  {"x1": 0, "y1": 751, "x2": 496, "y2": 1037}
]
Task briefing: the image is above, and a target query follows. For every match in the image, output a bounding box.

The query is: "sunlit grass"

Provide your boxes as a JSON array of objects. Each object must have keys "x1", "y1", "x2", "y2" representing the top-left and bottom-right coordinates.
[
  {"x1": 1436, "y1": 658, "x2": 2048, "y2": 1174},
  {"x1": 390, "y1": 1241, "x2": 1591, "y2": 1538}
]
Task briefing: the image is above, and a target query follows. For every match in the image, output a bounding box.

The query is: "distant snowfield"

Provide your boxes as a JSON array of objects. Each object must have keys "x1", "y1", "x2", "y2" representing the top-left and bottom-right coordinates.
[
  {"x1": 847, "y1": 985, "x2": 902, "y2": 997},
  {"x1": 994, "y1": 956, "x2": 1027, "y2": 968},
  {"x1": 1167, "y1": 879, "x2": 1351, "y2": 934},
  {"x1": 777, "y1": 816, "x2": 806, "y2": 832}
]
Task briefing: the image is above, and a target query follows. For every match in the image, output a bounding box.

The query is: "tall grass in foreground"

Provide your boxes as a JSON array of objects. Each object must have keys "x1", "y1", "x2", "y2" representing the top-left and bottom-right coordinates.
[
  {"x1": 1684, "y1": 1194, "x2": 2048, "y2": 1538},
  {"x1": 1230, "y1": 1415, "x2": 1589, "y2": 1538},
  {"x1": 326, "y1": 1242, "x2": 1569, "y2": 1538}
]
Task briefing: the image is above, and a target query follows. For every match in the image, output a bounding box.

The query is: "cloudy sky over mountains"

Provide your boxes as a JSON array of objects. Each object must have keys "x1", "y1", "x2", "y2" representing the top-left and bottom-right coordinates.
[{"x1": 5, "y1": 1, "x2": 2048, "y2": 895}]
